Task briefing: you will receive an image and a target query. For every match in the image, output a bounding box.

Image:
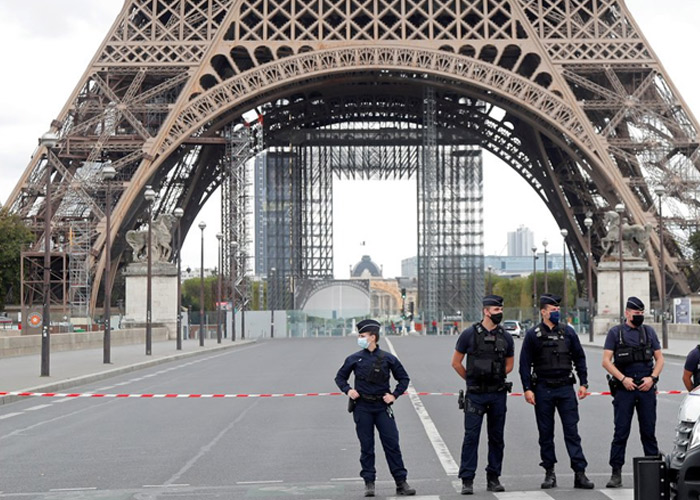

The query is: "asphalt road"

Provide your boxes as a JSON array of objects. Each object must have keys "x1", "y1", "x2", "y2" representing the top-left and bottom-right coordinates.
[{"x1": 0, "y1": 335, "x2": 687, "y2": 499}]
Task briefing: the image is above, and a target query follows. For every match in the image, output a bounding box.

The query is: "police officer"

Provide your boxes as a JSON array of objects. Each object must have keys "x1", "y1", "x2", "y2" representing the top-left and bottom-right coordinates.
[
  {"x1": 335, "y1": 319, "x2": 416, "y2": 497},
  {"x1": 519, "y1": 294, "x2": 594, "y2": 490},
  {"x1": 451, "y1": 295, "x2": 514, "y2": 495},
  {"x1": 682, "y1": 345, "x2": 700, "y2": 391},
  {"x1": 602, "y1": 296, "x2": 664, "y2": 488}
]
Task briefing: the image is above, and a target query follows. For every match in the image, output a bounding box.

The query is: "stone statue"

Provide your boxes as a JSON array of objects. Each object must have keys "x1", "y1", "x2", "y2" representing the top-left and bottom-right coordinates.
[
  {"x1": 601, "y1": 210, "x2": 652, "y2": 259},
  {"x1": 125, "y1": 214, "x2": 176, "y2": 263}
]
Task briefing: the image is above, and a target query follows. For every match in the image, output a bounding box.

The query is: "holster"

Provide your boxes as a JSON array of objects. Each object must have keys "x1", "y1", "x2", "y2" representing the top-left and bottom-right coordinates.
[
  {"x1": 606, "y1": 374, "x2": 620, "y2": 397},
  {"x1": 458, "y1": 389, "x2": 465, "y2": 411},
  {"x1": 347, "y1": 397, "x2": 357, "y2": 413}
]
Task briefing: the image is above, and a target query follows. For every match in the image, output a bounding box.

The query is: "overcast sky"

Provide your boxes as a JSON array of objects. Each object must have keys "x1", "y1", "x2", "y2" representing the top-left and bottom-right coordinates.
[{"x1": 1, "y1": 1, "x2": 698, "y2": 278}]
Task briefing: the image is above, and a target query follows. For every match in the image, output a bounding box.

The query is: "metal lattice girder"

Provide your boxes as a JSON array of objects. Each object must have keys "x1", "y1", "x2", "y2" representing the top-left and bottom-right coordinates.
[{"x1": 7, "y1": 0, "x2": 700, "y2": 316}]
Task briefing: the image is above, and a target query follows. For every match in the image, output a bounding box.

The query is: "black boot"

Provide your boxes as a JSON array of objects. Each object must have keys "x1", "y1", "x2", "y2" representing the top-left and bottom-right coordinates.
[
  {"x1": 486, "y1": 473, "x2": 505, "y2": 492},
  {"x1": 574, "y1": 471, "x2": 595, "y2": 489},
  {"x1": 541, "y1": 468, "x2": 557, "y2": 489},
  {"x1": 606, "y1": 467, "x2": 623, "y2": 488},
  {"x1": 364, "y1": 481, "x2": 375, "y2": 497},
  {"x1": 460, "y1": 478, "x2": 474, "y2": 495},
  {"x1": 395, "y1": 480, "x2": 416, "y2": 496}
]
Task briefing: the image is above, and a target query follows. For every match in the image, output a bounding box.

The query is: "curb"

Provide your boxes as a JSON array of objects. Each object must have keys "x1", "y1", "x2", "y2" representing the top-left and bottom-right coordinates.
[{"x1": 0, "y1": 339, "x2": 256, "y2": 406}]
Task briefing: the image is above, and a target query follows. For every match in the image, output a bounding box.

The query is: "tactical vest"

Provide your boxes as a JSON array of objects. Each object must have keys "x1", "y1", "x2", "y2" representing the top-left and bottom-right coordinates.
[
  {"x1": 466, "y1": 322, "x2": 507, "y2": 385},
  {"x1": 692, "y1": 345, "x2": 700, "y2": 389},
  {"x1": 533, "y1": 325, "x2": 573, "y2": 374},
  {"x1": 613, "y1": 325, "x2": 654, "y2": 366}
]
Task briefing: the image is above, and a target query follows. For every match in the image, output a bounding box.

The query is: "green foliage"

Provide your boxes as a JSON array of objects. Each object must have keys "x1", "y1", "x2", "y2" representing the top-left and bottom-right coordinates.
[
  {"x1": 0, "y1": 211, "x2": 34, "y2": 309},
  {"x1": 181, "y1": 276, "x2": 267, "y2": 311},
  {"x1": 689, "y1": 231, "x2": 700, "y2": 267}
]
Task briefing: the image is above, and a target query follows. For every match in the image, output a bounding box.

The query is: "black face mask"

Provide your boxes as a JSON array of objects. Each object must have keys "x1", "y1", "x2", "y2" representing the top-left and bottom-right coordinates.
[
  {"x1": 631, "y1": 314, "x2": 645, "y2": 327},
  {"x1": 489, "y1": 312, "x2": 503, "y2": 325}
]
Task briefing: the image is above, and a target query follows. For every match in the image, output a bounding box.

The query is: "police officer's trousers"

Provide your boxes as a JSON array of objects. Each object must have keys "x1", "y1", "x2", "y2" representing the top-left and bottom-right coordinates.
[
  {"x1": 353, "y1": 401, "x2": 408, "y2": 483},
  {"x1": 533, "y1": 384, "x2": 587, "y2": 471},
  {"x1": 609, "y1": 388, "x2": 658, "y2": 468},
  {"x1": 458, "y1": 391, "x2": 507, "y2": 480}
]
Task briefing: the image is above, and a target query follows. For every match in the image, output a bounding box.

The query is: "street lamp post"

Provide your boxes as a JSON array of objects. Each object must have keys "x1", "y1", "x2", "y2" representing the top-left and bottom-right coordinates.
[
  {"x1": 40, "y1": 131, "x2": 58, "y2": 377},
  {"x1": 532, "y1": 246, "x2": 538, "y2": 324},
  {"x1": 101, "y1": 161, "x2": 117, "y2": 364},
  {"x1": 560, "y1": 229, "x2": 568, "y2": 320},
  {"x1": 144, "y1": 185, "x2": 156, "y2": 356},
  {"x1": 270, "y1": 267, "x2": 276, "y2": 339},
  {"x1": 487, "y1": 265, "x2": 493, "y2": 294},
  {"x1": 655, "y1": 187, "x2": 668, "y2": 349},
  {"x1": 173, "y1": 207, "x2": 184, "y2": 350},
  {"x1": 584, "y1": 215, "x2": 594, "y2": 342},
  {"x1": 615, "y1": 203, "x2": 625, "y2": 325},
  {"x1": 216, "y1": 233, "x2": 223, "y2": 344},
  {"x1": 198, "y1": 221, "x2": 206, "y2": 346},
  {"x1": 542, "y1": 240, "x2": 549, "y2": 293},
  {"x1": 230, "y1": 241, "x2": 238, "y2": 342}
]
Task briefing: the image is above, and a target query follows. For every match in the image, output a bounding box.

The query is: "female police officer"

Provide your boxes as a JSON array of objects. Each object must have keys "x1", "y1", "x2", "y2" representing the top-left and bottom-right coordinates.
[{"x1": 335, "y1": 319, "x2": 416, "y2": 497}]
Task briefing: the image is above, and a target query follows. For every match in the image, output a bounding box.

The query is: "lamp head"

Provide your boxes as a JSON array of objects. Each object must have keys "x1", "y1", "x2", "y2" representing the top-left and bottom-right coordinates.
[
  {"x1": 39, "y1": 131, "x2": 59, "y2": 149},
  {"x1": 615, "y1": 203, "x2": 624, "y2": 213},
  {"x1": 173, "y1": 208, "x2": 184, "y2": 219},
  {"x1": 542, "y1": 239, "x2": 548, "y2": 248},
  {"x1": 198, "y1": 221, "x2": 206, "y2": 231},
  {"x1": 101, "y1": 163, "x2": 117, "y2": 181},
  {"x1": 532, "y1": 246, "x2": 537, "y2": 253},
  {"x1": 584, "y1": 216, "x2": 593, "y2": 228},
  {"x1": 216, "y1": 233, "x2": 223, "y2": 241},
  {"x1": 654, "y1": 186, "x2": 666, "y2": 197},
  {"x1": 560, "y1": 229, "x2": 568, "y2": 238},
  {"x1": 143, "y1": 185, "x2": 156, "y2": 202}
]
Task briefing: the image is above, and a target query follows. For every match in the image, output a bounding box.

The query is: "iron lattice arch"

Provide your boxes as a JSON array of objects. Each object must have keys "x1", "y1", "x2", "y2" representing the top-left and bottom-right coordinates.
[{"x1": 6, "y1": 0, "x2": 700, "y2": 319}]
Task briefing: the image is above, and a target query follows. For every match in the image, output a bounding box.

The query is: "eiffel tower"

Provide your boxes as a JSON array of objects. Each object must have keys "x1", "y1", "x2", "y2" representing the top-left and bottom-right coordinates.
[{"x1": 6, "y1": 0, "x2": 700, "y2": 323}]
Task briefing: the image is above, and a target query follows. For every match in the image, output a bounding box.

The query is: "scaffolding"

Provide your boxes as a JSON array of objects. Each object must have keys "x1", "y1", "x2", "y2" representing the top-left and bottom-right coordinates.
[{"x1": 68, "y1": 220, "x2": 93, "y2": 321}]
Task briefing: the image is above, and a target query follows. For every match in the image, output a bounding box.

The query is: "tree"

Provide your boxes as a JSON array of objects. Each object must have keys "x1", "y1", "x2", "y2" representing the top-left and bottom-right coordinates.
[{"x1": 0, "y1": 211, "x2": 34, "y2": 309}]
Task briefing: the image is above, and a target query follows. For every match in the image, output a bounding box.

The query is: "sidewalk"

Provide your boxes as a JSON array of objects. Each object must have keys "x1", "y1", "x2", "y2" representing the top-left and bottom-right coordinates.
[
  {"x1": 0, "y1": 338, "x2": 255, "y2": 405},
  {"x1": 580, "y1": 332, "x2": 698, "y2": 360}
]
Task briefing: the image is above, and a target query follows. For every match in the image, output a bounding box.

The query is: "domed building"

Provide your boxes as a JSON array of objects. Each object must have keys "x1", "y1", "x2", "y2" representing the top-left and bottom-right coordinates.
[
  {"x1": 349, "y1": 255, "x2": 416, "y2": 321},
  {"x1": 350, "y1": 255, "x2": 383, "y2": 278}
]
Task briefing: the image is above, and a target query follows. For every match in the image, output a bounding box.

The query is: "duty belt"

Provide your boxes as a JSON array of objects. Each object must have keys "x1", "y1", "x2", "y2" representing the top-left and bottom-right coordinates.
[
  {"x1": 359, "y1": 393, "x2": 385, "y2": 403},
  {"x1": 467, "y1": 382, "x2": 509, "y2": 394},
  {"x1": 538, "y1": 376, "x2": 574, "y2": 388}
]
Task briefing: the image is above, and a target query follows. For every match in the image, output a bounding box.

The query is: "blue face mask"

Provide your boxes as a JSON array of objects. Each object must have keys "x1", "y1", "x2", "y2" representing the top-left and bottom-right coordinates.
[
  {"x1": 549, "y1": 311, "x2": 560, "y2": 325},
  {"x1": 357, "y1": 336, "x2": 370, "y2": 349}
]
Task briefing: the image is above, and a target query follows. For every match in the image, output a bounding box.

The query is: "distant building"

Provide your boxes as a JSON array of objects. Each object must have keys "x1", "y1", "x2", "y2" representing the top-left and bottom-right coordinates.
[
  {"x1": 485, "y1": 253, "x2": 571, "y2": 276},
  {"x1": 351, "y1": 255, "x2": 383, "y2": 278},
  {"x1": 507, "y1": 226, "x2": 534, "y2": 257},
  {"x1": 401, "y1": 256, "x2": 417, "y2": 278}
]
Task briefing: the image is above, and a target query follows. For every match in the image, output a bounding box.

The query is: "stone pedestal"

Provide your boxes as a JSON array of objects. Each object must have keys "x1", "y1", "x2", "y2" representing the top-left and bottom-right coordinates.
[
  {"x1": 593, "y1": 258, "x2": 651, "y2": 336},
  {"x1": 122, "y1": 262, "x2": 177, "y2": 337}
]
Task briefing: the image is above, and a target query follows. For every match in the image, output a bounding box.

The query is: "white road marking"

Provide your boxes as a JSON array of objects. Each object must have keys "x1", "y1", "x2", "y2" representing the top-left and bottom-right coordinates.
[
  {"x1": 49, "y1": 487, "x2": 97, "y2": 492},
  {"x1": 0, "y1": 412, "x2": 23, "y2": 420},
  {"x1": 494, "y1": 491, "x2": 556, "y2": 499},
  {"x1": 385, "y1": 338, "x2": 459, "y2": 476},
  {"x1": 143, "y1": 484, "x2": 189, "y2": 488},
  {"x1": 600, "y1": 489, "x2": 635, "y2": 500},
  {"x1": 387, "y1": 496, "x2": 439, "y2": 500},
  {"x1": 236, "y1": 480, "x2": 284, "y2": 484},
  {"x1": 24, "y1": 404, "x2": 52, "y2": 411}
]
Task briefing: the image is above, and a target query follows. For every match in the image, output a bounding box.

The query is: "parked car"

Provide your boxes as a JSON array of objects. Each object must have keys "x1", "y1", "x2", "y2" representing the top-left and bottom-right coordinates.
[{"x1": 502, "y1": 320, "x2": 524, "y2": 338}]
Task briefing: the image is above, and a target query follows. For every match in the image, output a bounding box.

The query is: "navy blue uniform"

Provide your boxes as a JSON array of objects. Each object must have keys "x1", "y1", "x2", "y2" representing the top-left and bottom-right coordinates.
[
  {"x1": 455, "y1": 324, "x2": 514, "y2": 481},
  {"x1": 684, "y1": 347, "x2": 700, "y2": 389},
  {"x1": 335, "y1": 346, "x2": 410, "y2": 483},
  {"x1": 519, "y1": 323, "x2": 589, "y2": 472},
  {"x1": 604, "y1": 323, "x2": 661, "y2": 468}
]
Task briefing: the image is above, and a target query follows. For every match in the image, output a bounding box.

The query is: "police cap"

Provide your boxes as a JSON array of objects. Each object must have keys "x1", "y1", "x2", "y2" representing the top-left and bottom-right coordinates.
[
  {"x1": 357, "y1": 319, "x2": 381, "y2": 336},
  {"x1": 626, "y1": 296, "x2": 645, "y2": 311},
  {"x1": 482, "y1": 294, "x2": 504, "y2": 307},
  {"x1": 539, "y1": 293, "x2": 561, "y2": 308}
]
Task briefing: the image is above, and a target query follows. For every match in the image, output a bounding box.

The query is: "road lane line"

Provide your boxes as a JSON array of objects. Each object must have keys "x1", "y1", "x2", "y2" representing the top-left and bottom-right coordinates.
[
  {"x1": 49, "y1": 487, "x2": 97, "y2": 492},
  {"x1": 25, "y1": 404, "x2": 52, "y2": 411},
  {"x1": 236, "y1": 480, "x2": 283, "y2": 484},
  {"x1": 0, "y1": 413, "x2": 23, "y2": 420},
  {"x1": 493, "y1": 491, "x2": 555, "y2": 499},
  {"x1": 599, "y1": 489, "x2": 634, "y2": 499},
  {"x1": 385, "y1": 338, "x2": 459, "y2": 476},
  {"x1": 143, "y1": 484, "x2": 189, "y2": 488}
]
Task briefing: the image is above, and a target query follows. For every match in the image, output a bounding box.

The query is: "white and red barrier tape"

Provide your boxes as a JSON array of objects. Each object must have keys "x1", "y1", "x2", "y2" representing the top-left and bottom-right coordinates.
[{"x1": 0, "y1": 390, "x2": 689, "y2": 399}]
